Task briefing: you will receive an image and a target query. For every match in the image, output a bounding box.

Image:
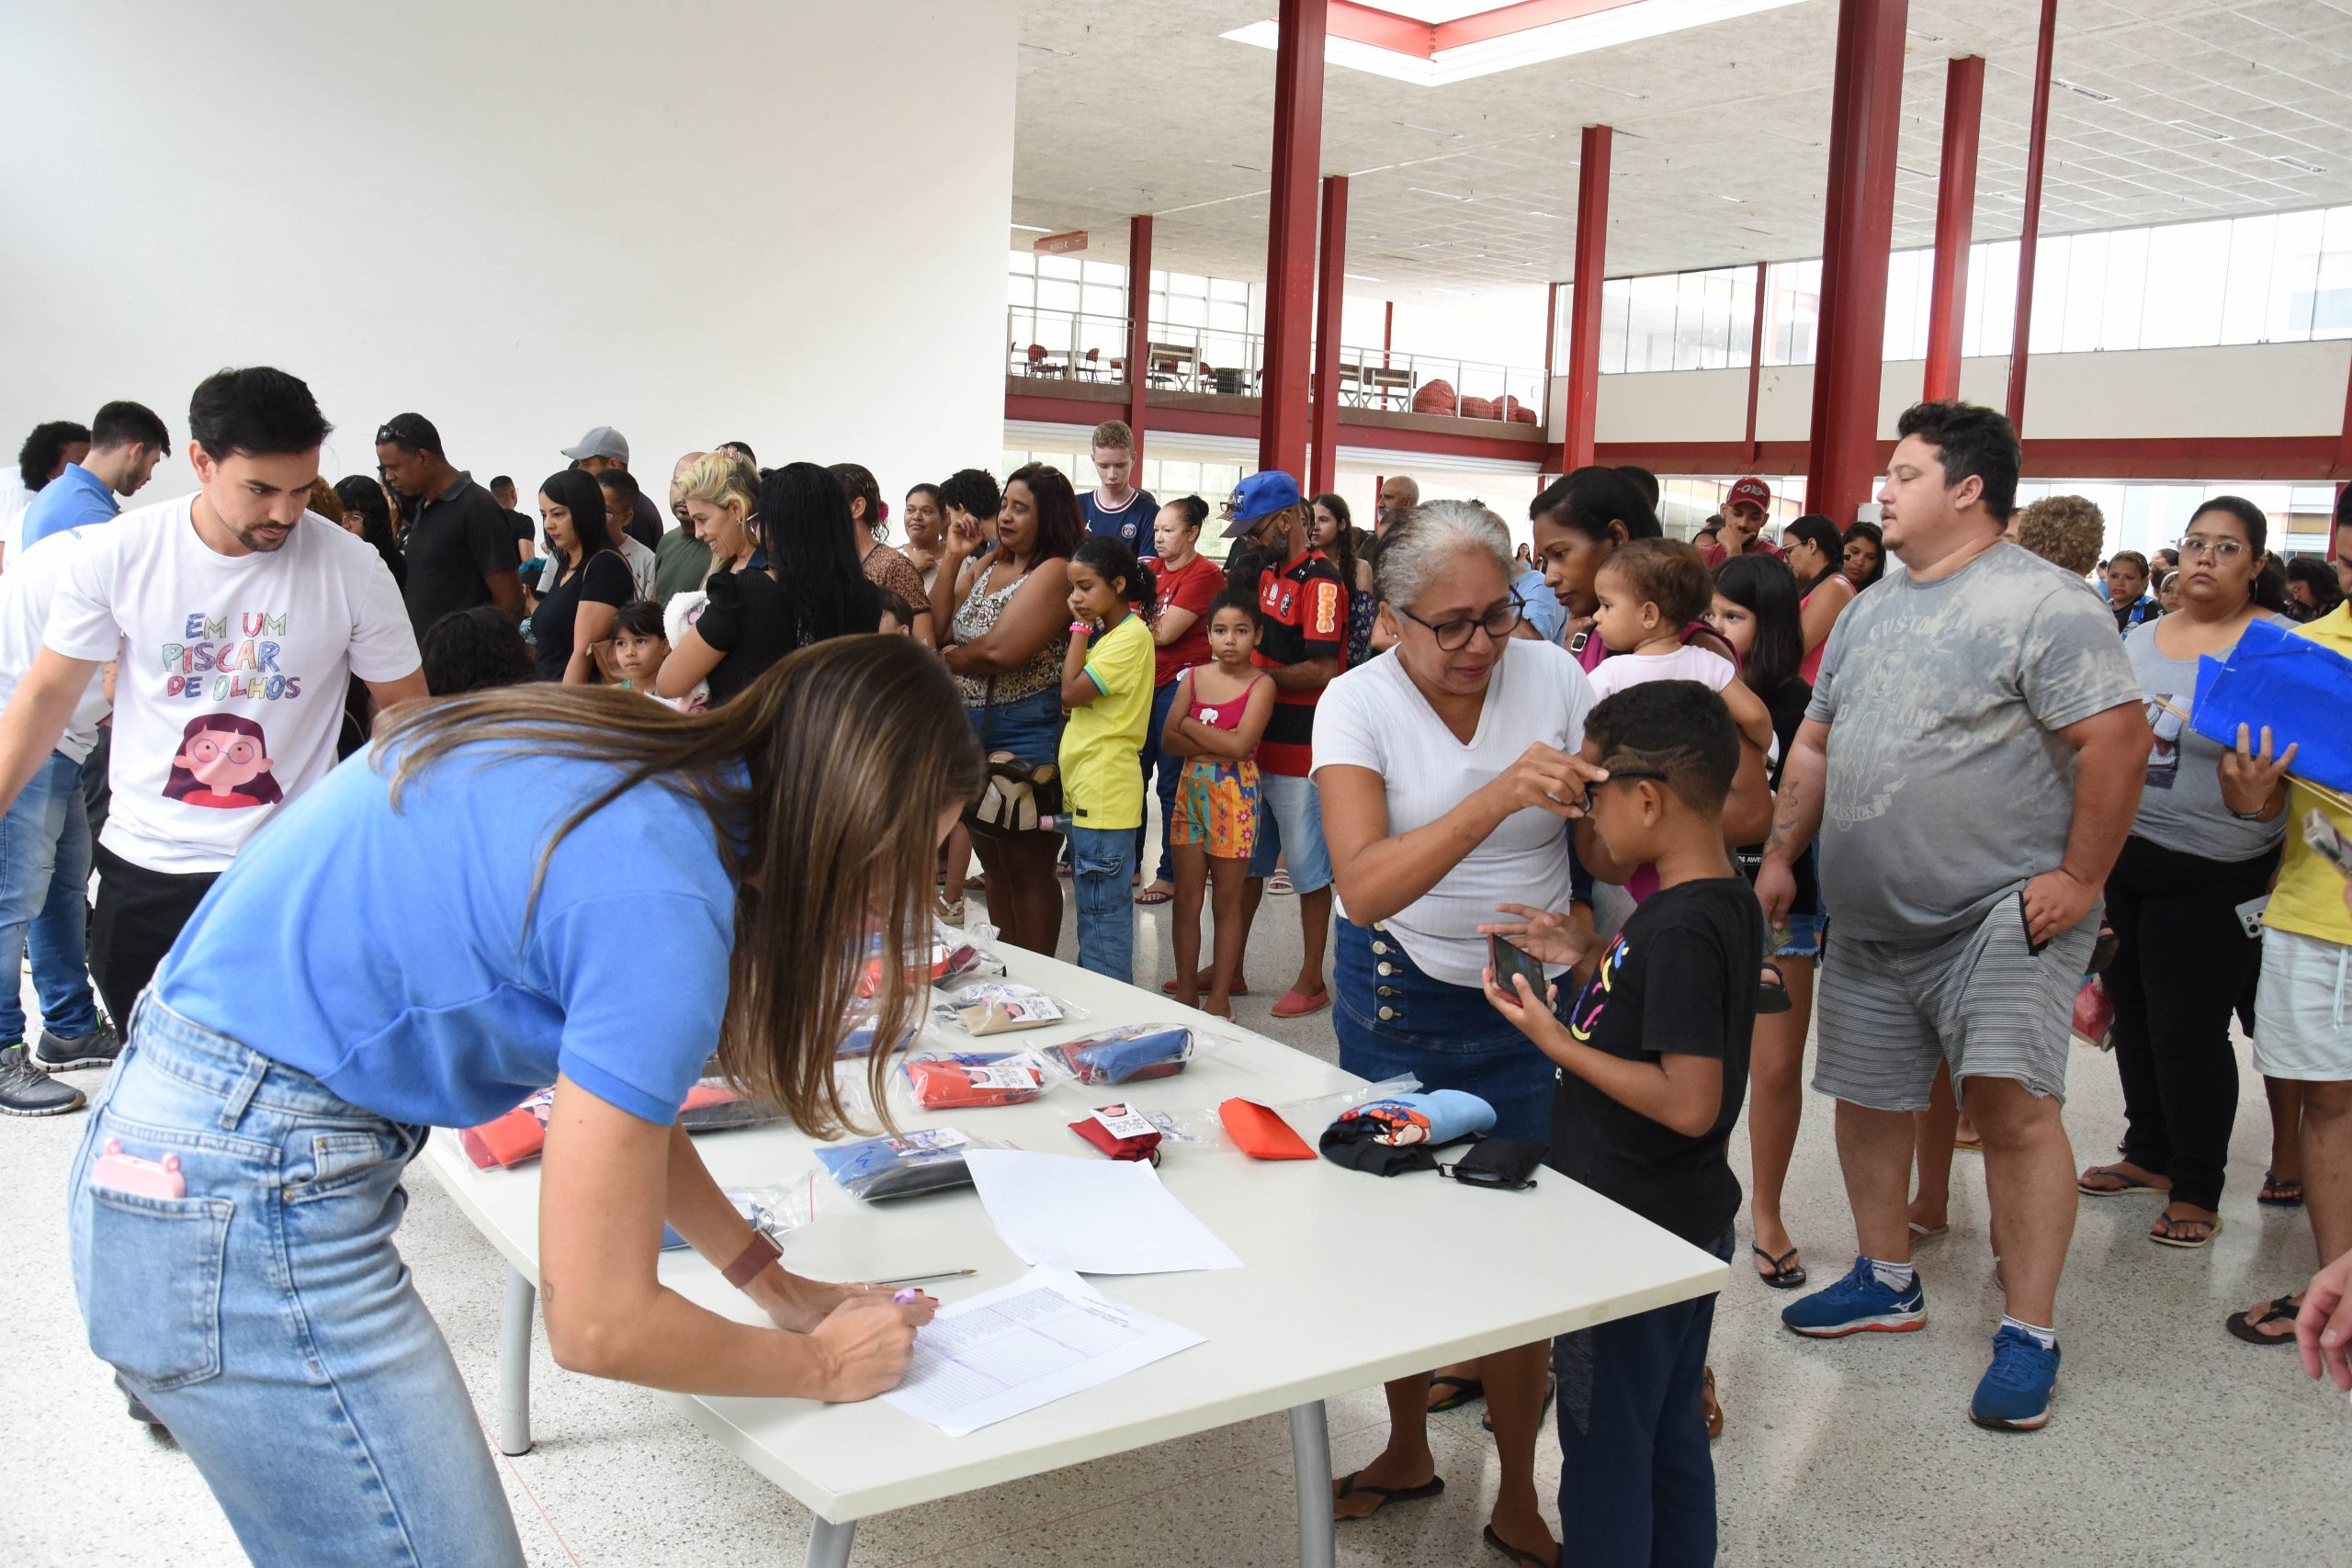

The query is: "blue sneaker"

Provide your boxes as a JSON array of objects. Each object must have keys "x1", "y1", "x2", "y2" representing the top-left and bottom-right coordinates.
[
  {"x1": 1780, "y1": 1256, "x2": 1927, "y2": 1337},
  {"x1": 1970, "y1": 1325, "x2": 2059, "y2": 1431}
]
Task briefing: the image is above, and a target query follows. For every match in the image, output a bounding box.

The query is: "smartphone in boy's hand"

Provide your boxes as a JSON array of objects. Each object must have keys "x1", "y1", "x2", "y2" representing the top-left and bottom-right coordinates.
[{"x1": 1490, "y1": 932, "x2": 1549, "y2": 1001}]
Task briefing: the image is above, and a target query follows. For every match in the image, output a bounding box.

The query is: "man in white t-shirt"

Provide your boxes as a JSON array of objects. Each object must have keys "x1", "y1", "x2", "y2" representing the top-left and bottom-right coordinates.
[{"x1": 0, "y1": 367, "x2": 424, "y2": 1034}]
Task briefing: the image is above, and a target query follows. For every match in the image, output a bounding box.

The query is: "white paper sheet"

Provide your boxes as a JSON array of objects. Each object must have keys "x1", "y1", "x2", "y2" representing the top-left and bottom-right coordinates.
[
  {"x1": 880, "y1": 1267, "x2": 1204, "y2": 1437},
  {"x1": 962, "y1": 1149, "x2": 1243, "y2": 1275}
]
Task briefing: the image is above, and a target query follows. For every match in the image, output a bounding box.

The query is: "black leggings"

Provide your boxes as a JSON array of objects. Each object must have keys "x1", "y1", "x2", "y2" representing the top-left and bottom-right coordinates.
[{"x1": 2106, "y1": 833, "x2": 2279, "y2": 1211}]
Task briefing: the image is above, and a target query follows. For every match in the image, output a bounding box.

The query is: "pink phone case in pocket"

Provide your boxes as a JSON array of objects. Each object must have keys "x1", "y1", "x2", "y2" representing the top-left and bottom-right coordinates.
[{"x1": 91, "y1": 1139, "x2": 187, "y2": 1200}]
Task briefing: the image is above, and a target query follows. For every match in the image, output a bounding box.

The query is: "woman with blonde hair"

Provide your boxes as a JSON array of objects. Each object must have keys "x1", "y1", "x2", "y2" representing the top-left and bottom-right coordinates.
[
  {"x1": 68, "y1": 637, "x2": 977, "y2": 1564},
  {"x1": 659, "y1": 450, "x2": 797, "y2": 706}
]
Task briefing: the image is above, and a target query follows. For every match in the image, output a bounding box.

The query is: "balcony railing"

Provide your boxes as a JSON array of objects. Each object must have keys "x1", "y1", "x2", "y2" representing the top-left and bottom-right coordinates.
[{"x1": 1006, "y1": 307, "x2": 1548, "y2": 426}]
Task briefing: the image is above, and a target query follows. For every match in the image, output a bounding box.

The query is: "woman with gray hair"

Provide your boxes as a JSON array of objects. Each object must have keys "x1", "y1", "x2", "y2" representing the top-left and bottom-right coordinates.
[{"x1": 1313, "y1": 498, "x2": 1605, "y2": 1567}]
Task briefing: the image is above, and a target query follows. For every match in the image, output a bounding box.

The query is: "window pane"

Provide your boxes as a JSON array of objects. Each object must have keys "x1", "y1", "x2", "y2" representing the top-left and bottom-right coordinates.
[
  {"x1": 1037, "y1": 254, "x2": 1081, "y2": 282},
  {"x1": 1036, "y1": 276, "x2": 1080, "y2": 312},
  {"x1": 2028, "y1": 233, "x2": 2069, "y2": 355},
  {"x1": 2222, "y1": 213, "x2": 2278, "y2": 344},
  {"x1": 2061, "y1": 231, "x2": 2108, "y2": 352},
  {"x1": 1971, "y1": 239, "x2": 2018, "y2": 360},
  {"x1": 1766, "y1": 259, "x2": 1820, "y2": 365},
  {"x1": 1728, "y1": 266, "x2": 1757, "y2": 368},
  {"x1": 1600, "y1": 277, "x2": 1631, "y2": 373},
  {"x1": 1008, "y1": 251, "x2": 1035, "y2": 276},
  {"x1": 1210, "y1": 276, "x2": 1249, "y2": 303},
  {"x1": 1169, "y1": 293, "x2": 1205, "y2": 328},
  {"x1": 2316, "y1": 207, "x2": 2352, "y2": 338},
  {"x1": 1627, "y1": 273, "x2": 1679, "y2": 372},
  {"x1": 2099, "y1": 229, "x2": 2147, "y2": 352},
  {"x1": 2271, "y1": 208, "x2": 2324, "y2": 339},
  {"x1": 2140, "y1": 220, "x2": 2230, "y2": 348},
  {"x1": 1674, "y1": 270, "x2": 1711, "y2": 370},
  {"x1": 1006, "y1": 274, "x2": 1033, "y2": 308}
]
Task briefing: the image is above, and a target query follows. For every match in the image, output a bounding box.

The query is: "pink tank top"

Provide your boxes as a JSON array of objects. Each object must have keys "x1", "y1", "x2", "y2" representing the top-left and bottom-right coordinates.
[{"x1": 1186, "y1": 671, "x2": 1266, "y2": 730}]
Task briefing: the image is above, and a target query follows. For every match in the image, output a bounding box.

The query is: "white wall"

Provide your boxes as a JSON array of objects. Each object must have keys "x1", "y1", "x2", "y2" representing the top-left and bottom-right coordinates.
[
  {"x1": 1596, "y1": 338, "x2": 2352, "y2": 448},
  {"x1": 0, "y1": 0, "x2": 1016, "y2": 506}
]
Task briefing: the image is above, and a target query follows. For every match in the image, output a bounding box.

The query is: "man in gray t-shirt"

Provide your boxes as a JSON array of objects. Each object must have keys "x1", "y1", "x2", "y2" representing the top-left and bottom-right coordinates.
[{"x1": 1758, "y1": 400, "x2": 2149, "y2": 1435}]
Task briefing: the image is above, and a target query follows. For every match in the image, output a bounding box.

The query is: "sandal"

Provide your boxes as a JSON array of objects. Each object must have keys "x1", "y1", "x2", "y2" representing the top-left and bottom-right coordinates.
[
  {"x1": 1702, "y1": 1366, "x2": 1724, "y2": 1439},
  {"x1": 2260, "y1": 1172, "x2": 2305, "y2": 1208},
  {"x1": 1134, "y1": 883, "x2": 1174, "y2": 906},
  {"x1": 1908, "y1": 1219, "x2": 1949, "y2": 1240},
  {"x1": 1162, "y1": 975, "x2": 1249, "y2": 998},
  {"x1": 1425, "y1": 1373, "x2": 1484, "y2": 1412},
  {"x1": 2077, "y1": 1164, "x2": 2167, "y2": 1197},
  {"x1": 1333, "y1": 1469, "x2": 1444, "y2": 1519},
  {"x1": 1481, "y1": 1525, "x2": 1560, "y2": 1568},
  {"x1": 2224, "y1": 1293, "x2": 2302, "y2": 1346},
  {"x1": 1757, "y1": 961, "x2": 1792, "y2": 1015},
  {"x1": 2150, "y1": 1212, "x2": 2222, "y2": 1249},
  {"x1": 936, "y1": 897, "x2": 965, "y2": 924},
  {"x1": 1753, "y1": 1244, "x2": 1807, "y2": 1289},
  {"x1": 1268, "y1": 869, "x2": 1295, "y2": 896},
  {"x1": 2088, "y1": 920, "x2": 2120, "y2": 975}
]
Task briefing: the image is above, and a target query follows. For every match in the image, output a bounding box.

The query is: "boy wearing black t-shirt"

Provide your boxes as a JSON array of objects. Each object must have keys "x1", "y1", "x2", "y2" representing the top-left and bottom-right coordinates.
[{"x1": 1484, "y1": 679, "x2": 1760, "y2": 1567}]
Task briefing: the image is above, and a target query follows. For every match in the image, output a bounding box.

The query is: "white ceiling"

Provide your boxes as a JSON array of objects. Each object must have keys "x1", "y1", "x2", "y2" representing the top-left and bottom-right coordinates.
[{"x1": 1012, "y1": 0, "x2": 2352, "y2": 300}]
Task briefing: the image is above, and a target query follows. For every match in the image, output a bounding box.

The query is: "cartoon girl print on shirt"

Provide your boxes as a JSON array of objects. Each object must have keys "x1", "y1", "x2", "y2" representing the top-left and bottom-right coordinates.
[{"x1": 163, "y1": 714, "x2": 284, "y2": 811}]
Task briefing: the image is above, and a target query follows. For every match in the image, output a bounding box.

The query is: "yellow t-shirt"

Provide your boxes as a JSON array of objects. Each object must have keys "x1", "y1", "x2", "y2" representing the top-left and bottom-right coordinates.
[
  {"x1": 2262, "y1": 604, "x2": 2352, "y2": 946},
  {"x1": 1058, "y1": 613, "x2": 1155, "y2": 831}
]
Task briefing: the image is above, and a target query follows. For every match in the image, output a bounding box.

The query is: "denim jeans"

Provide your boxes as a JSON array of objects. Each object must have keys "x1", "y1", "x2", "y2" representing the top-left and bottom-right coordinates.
[
  {"x1": 1555, "y1": 1223, "x2": 1734, "y2": 1568},
  {"x1": 1069, "y1": 825, "x2": 1137, "y2": 983},
  {"x1": 68, "y1": 995, "x2": 525, "y2": 1567},
  {"x1": 1134, "y1": 681, "x2": 1183, "y2": 882},
  {"x1": 0, "y1": 749, "x2": 101, "y2": 1043},
  {"x1": 1247, "y1": 770, "x2": 1333, "y2": 892},
  {"x1": 1332, "y1": 919, "x2": 1560, "y2": 1145}
]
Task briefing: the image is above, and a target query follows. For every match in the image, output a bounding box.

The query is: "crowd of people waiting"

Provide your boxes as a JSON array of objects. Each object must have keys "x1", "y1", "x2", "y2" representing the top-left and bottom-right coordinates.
[{"x1": 2, "y1": 374, "x2": 2350, "y2": 1568}]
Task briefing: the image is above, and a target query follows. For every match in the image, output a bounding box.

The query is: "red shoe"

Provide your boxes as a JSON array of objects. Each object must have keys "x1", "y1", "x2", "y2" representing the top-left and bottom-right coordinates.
[{"x1": 1271, "y1": 987, "x2": 1331, "y2": 1019}]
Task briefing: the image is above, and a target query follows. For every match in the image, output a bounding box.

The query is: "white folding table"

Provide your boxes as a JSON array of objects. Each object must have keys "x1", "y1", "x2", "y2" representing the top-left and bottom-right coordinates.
[{"x1": 420, "y1": 948, "x2": 1727, "y2": 1567}]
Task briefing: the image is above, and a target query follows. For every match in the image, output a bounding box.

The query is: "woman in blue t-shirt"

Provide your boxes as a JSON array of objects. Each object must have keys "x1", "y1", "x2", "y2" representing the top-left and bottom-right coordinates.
[{"x1": 67, "y1": 637, "x2": 978, "y2": 1566}]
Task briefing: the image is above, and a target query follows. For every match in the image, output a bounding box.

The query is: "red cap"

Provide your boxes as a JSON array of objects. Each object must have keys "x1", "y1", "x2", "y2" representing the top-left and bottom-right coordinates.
[{"x1": 1728, "y1": 477, "x2": 1771, "y2": 510}]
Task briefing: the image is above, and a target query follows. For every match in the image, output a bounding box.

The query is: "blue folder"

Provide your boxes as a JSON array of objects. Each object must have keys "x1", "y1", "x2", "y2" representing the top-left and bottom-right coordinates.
[{"x1": 2188, "y1": 617, "x2": 2352, "y2": 796}]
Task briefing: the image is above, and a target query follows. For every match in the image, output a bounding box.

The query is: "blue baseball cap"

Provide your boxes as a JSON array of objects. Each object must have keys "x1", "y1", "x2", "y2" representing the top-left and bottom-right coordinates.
[{"x1": 1222, "y1": 470, "x2": 1305, "y2": 538}]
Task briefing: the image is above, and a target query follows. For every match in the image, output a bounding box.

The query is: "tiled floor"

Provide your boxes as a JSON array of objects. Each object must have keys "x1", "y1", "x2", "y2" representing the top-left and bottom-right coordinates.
[{"x1": 4, "y1": 880, "x2": 2347, "y2": 1566}]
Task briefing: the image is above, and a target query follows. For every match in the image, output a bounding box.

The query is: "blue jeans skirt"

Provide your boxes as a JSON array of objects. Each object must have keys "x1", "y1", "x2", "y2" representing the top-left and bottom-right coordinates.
[
  {"x1": 1332, "y1": 919, "x2": 1560, "y2": 1145},
  {"x1": 67, "y1": 994, "x2": 525, "y2": 1567}
]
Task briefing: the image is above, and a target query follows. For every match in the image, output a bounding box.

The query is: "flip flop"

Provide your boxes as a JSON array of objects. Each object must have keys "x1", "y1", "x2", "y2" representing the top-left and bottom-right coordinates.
[
  {"x1": 1333, "y1": 1470, "x2": 1444, "y2": 1519},
  {"x1": 1134, "y1": 885, "x2": 1174, "y2": 906},
  {"x1": 2077, "y1": 1165, "x2": 2166, "y2": 1196},
  {"x1": 1908, "y1": 1220, "x2": 1949, "y2": 1240},
  {"x1": 2260, "y1": 1172, "x2": 2305, "y2": 1208},
  {"x1": 1481, "y1": 1524, "x2": 1560, "y2": 1568},
  {"x1": 1161, "y1": 976, "x2": 1249, "y2": 997},
  {"x1": 1272, "y1": 987, "x2": 1332, "y2": 1019},
  {"x1": 2151, "y1": 1213, "x2": 2222, "y2": 1249},
  {"x1": 1757, "y1": 962, "x2": 1792, "y2": 1015},
  {"x1": 1426, "y1": 1373, "x2": 1484, "y2": 1411},
  {"x1": 2225, "y1": 1294, "x2": 2302, "y2": 1346},
  {"x1": 1753, "y1": 1244, "x2": 1808, "y2": 1289}
]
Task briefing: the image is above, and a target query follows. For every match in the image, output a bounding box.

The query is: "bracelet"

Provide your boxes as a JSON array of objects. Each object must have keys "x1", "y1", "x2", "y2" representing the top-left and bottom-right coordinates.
[
  {"x1": 2228, "y1": 803, "x2": 2273, "y2": 821},
  {"x1": 1069, "y1": 621, "x2": 1092, "y2": 637},
  {"x1": 721, "y1": 1229, "x2": 782, "y2": 1290}
]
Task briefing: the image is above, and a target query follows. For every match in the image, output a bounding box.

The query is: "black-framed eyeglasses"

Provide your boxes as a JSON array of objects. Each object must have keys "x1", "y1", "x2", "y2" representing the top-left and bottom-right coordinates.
[
  {"x1": 1577, "y1": 769, "x2": 1670, "y2": 814},
  {"x1": 1396, "y1": 592, "x2": 1526, "y2": 651}
]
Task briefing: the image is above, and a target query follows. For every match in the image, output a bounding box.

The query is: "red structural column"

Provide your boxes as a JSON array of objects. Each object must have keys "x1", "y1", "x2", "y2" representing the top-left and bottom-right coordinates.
[
  {"x1": 2007, "y1": 0, "x2": 2058, "y2": 431},
  {"x1": 1563, "y1": 124, "x2": 1612, "y2": 472},
  {"x1": 1744, "y1": 260, "x2": 1767, "y2": 460},
  {"x1": 1309, "y1": 175, "x2": 1349, "y2": 494},
  {"x1": 1805, "y1": 0, "x2": 1907, "y2": 527},
  {"x1": 1125, "y1": 214, "x2": 1154, "y2": 463},
  {"x1": 1259, "y1": 0, "x2": 1329, "y2": 479},
  {"x1": 1924, "y1": 55, "x2": 1984, "y2": 402}
]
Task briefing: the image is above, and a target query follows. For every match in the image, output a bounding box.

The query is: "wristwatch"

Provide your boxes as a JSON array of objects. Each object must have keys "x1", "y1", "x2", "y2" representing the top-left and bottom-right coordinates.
[{"x1": 721, "y1": 1229, "x2": 782, "y2": 1289}]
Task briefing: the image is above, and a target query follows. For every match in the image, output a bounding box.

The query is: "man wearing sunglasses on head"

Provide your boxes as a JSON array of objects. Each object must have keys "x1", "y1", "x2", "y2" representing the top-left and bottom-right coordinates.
[{"x1": 375, "y1": 412, "x2": 522, "y2": 639}]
